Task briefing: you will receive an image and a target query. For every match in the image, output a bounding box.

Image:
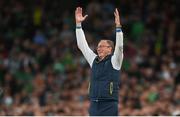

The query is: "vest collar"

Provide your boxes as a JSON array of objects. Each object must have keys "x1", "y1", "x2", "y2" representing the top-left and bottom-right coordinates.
[{"x1": 95, "y1": 54, "x2": 112, "y2": 63}]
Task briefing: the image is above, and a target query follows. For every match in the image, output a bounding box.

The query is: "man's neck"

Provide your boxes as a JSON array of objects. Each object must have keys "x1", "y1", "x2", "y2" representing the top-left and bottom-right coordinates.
[
  {"x1": 99, "y1": 56, "x2": 104, "y2": 61},
  {"x1": 98, "y1": 54, "x2": 111, "y2": 61}
]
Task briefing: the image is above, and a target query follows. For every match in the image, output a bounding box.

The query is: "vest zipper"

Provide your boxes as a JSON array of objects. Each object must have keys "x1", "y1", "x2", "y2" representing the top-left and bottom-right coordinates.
[
  {"x1": 110, "y1": 82, "x2": 113, "y2": 95},
  {"x1": 88, "y1": 82, "x2": 91, "y2": 94}
]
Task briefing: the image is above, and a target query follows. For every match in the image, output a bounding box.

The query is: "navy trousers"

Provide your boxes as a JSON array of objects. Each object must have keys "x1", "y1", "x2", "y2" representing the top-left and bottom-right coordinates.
[{"x1": 89, "y1": 100, "x2": 118, "y2": 116}]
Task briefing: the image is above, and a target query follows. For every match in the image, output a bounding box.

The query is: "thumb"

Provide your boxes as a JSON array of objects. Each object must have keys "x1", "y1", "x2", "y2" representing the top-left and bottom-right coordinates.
[{"x1": 83, "y1": 15, "x2": 88, "y2": 19}]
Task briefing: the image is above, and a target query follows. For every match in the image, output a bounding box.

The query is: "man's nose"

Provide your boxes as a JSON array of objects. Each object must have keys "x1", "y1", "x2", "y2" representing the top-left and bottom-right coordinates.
[{"x1": 97, "y1": 47, "x2": 100, "y2": 51}]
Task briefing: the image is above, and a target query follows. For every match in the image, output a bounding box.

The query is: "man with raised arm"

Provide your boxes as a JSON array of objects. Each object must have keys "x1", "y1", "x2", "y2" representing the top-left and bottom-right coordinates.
[{"x1": 75, "y1": 7, "x2": 124, "y2": 116}]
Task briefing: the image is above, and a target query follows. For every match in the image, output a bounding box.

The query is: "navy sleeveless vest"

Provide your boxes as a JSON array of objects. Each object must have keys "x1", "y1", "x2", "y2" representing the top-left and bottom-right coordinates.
[{"x1": 89, "y1": 55, "x2": 120, "y2": 101}]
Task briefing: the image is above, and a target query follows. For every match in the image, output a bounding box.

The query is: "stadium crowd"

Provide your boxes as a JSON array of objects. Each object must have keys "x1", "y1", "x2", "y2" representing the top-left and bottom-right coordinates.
[{"x1": 0, "y1": 0, "x2": 179, "y2": 115}]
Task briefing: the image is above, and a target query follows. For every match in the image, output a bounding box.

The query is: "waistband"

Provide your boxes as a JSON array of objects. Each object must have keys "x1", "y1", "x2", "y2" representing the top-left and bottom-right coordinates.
[{"x1": 90, "y1": 98, "x2": 118, "y2": 102}]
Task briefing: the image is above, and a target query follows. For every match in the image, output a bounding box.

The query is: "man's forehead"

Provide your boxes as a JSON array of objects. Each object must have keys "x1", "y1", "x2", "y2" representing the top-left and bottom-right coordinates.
[{"x1": 98, "y1": 40, "x2": 108, "y2": 45}]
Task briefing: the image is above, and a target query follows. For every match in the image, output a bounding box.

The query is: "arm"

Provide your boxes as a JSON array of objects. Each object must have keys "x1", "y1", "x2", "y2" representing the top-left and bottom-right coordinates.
[
  {"x1": 75, "y1": 7, "x2": 96, "y2": 67},
  {"x1": 111, "y1": 8, "x2": 124, "y2": 70}
]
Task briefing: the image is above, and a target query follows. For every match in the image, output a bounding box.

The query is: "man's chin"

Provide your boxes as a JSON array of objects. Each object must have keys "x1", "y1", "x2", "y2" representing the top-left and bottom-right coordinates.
[
  {"x1": 99, "y1": 54, "x2": 105, "y2": 59},
  {"x1": 98, "y1": 54, "x2": 103, "y2": 58}
]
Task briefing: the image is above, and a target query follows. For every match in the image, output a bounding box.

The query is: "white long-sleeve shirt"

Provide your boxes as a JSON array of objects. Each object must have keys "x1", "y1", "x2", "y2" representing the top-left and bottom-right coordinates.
[{"x1": 76, "y1": 24, "x2": 124, "y2": 70}]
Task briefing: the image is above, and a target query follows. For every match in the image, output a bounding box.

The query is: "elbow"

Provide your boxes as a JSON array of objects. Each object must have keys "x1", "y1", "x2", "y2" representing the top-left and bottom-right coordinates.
[
  {"x1": 77, "y1": 42, "x2": 83, "y2": 51},
  {"x1": 77, "y1": 41, "x2": 81, "y2": 48},
  {"x1": 77, "y1": 43, "x2": 81, "y2": 50}
]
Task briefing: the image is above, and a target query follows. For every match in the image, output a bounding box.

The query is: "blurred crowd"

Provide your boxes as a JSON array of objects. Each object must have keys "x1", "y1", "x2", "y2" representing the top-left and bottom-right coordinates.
[{"x1": 0, "y1": 0, "x2": 180, "y2": 116}]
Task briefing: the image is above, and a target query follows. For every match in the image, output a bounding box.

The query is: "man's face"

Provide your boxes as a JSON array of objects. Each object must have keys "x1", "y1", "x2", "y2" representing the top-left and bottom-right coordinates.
[{"x1": 97, "y1": 40, "x2": 112, "y2": 59}]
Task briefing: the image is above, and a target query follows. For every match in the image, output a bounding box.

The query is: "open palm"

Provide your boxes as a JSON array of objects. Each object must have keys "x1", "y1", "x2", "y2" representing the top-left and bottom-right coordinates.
[
  {"x1": 75, "y1": 7, "x2": 88, "y2": 23},
  {"x1": 114, "y1": 8, "x2": 121, "y2": 27}
]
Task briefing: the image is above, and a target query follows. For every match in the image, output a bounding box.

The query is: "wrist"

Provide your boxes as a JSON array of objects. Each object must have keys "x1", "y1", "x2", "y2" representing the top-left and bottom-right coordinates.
[
  {"x1": 76, "y1": 23, "x2": 82, "y2": 28},
  {"x1": 116, "y1": 27, "x2": 122, "y2": 32},
  {"x1": 116, "y1": 24, "x2": 122, "y2": 28}
]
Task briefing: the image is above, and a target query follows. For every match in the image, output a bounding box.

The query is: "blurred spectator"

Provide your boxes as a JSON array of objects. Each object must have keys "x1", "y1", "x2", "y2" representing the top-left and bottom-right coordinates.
[{"x1": 0, "y1": 0, "x2": 179, "y2": 116}]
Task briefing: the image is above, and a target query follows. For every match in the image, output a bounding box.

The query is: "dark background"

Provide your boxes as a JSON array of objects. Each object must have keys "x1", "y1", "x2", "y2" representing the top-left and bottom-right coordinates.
[{"x1": 0, "y1": 0, "x2": 179, "y2": 115}]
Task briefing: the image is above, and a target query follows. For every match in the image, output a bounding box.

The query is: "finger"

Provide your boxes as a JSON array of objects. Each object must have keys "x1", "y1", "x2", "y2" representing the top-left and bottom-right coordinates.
[
  {"x1": 115, "y1": 8, "x2": 117, "y2": 14},
  {"x1": 114, "y1": 12, "x2": 117, "y2": 17},
  {"x1": 83, "y1": 14, "x2": 88, "y2": 19},
  {"x1": 78, "y1": 7, "x2": 82, "y2": 14},
  {"x1": 80, "y1": 7, "x2": 82, "y2": 13},
  {"x1": 75, "y1": 8, "x2": 80, "y2": 15},
  {"x1": 116, "y1": 8, "x2": 120, "y2": 15},
  {"x1": 78, "y1": 7, "x2": 80, "y2": 11},
  {"x1": 75, "y1": 8, "x2": 78, "y2": 15},
  {"x1": 76, "y1": 7, "x2": 79, "y2": 11}
]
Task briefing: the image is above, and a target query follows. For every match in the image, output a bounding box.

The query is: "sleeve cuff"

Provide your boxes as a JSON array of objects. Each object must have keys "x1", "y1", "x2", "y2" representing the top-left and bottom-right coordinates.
[
  {"x1": 116, "y1": 27, "x2": 122, "y2": 32},
  {"x1": 76, "y1": 23, "x2": 82, "y2": 29}
]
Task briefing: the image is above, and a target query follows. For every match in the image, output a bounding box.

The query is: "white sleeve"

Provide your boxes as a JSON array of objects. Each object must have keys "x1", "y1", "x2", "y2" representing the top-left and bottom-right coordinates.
[
  {"x1": 111, "y1": 28, "x2": 124, "y2": 70},
  {"x1": 76, "y1": 24, "x2": 97, "y2": 67}
]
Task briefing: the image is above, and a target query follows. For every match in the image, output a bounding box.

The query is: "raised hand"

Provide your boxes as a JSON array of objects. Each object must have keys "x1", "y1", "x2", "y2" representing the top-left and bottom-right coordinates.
[
  {"x1": 75, "y1": 7, "x2": 88, "y2": 24},
  {"x1": 114, "y1": 8, "x2": 121, "y2": 27}
]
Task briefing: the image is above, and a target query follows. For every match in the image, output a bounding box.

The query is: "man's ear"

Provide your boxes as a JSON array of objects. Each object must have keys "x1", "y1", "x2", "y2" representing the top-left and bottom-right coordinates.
[{"x1": 110, "y1": 47, "x2": 113, "y2": 53}]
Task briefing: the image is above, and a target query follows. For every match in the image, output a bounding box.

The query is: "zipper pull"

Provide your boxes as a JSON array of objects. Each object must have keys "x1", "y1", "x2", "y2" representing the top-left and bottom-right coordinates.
[{"x1": 110, "y1": 82, "x2": 113, "y2": 95}]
